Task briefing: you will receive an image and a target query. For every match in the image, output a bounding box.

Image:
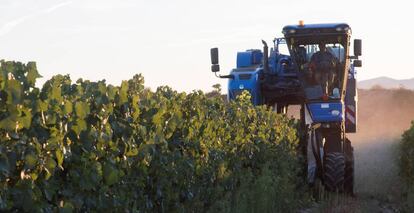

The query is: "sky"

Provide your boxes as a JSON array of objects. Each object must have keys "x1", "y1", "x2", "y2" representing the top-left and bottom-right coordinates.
[{"x1": 0, "y1": 0, "x2": 413, "y2": 92}]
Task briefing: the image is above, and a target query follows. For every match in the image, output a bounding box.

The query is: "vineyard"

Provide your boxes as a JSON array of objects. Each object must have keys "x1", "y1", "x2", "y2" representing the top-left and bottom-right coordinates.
[
  {"x1": 0, "y1": 61, "x2": 303, "y2": 212},
  {"x1": 400, "y1": 121, "x2": 414, "y2": 210},
  {"x1": 401, "y1": 122, "x2": 414, "y2": 187}
]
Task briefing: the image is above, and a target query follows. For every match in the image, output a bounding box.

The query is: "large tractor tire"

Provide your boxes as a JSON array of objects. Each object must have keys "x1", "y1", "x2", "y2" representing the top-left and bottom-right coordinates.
[
  {"x1": 344, "y1": 138, "x2": 355, "y2": 195},
  {"x1": 323, "y1": 152, "x2": 345, "y2": 192}
]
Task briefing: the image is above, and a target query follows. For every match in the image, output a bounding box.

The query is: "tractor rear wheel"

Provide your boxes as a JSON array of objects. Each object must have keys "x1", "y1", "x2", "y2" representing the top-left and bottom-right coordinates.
[
  {"x1": 344, "y1": 138, "x2": 355, "y2": 195},
  {"x1": 323, "y1": 152, "x2": 345, "y2": 192}
]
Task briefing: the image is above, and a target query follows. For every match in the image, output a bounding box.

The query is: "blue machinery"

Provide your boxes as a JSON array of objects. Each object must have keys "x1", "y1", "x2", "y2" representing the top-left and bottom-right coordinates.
[{"x1": 210, "y1": 22, "x2": 362, "y2": 193}]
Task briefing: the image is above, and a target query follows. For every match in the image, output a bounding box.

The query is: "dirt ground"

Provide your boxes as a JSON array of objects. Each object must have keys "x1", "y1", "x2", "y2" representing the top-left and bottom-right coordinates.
[{"x1": 295, "y1": 88, "x2": 414, "y2": 212}]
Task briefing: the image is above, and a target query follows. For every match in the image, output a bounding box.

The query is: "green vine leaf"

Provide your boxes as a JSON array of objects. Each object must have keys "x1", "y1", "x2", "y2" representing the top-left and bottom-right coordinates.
[
  {"x1": 75, "y1": 102, "x2": 89, "y2": 119},
  {"x1": 6, "y1": 79, "x2": 22, "y2": 105},
  {"x1": 26, "y1": 62, "x2": 42, "y2": 86}
]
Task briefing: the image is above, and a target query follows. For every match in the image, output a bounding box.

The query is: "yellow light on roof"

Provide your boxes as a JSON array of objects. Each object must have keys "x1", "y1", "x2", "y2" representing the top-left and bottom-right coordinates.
[{"x1": 299, "y1": 20, "x2": 305, "y2": 27}]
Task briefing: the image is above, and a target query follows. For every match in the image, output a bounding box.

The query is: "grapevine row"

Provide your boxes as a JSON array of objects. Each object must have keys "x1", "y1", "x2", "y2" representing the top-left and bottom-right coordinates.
[{"x1": 0, "y1": 60, "x2": 300, "y2": 212}]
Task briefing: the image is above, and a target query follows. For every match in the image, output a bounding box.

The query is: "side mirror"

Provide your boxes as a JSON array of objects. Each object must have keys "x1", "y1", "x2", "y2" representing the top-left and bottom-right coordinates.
[
  {"x1": 354, "y1": 39, "x2": 362, "y2": 56},
  {"x1": 210, "y1": 48, "x2": 220, "y2": 72},
  {"x1": 353, "y1": 59, "x2": 362, "y2": 67},
  {"x1": 210, "y1": 48, "x2": 219, "y2": 64}
]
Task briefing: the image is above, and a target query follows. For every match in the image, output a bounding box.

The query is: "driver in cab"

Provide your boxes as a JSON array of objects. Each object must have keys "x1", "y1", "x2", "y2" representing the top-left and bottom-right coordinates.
[{"x1": 308, "y1": 42, "x2": 339, "y2": 97}]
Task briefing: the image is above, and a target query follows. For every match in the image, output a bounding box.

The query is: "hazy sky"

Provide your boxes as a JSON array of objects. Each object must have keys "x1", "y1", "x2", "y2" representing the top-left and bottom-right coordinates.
[{"x1": 1, "y1": 0, "x2": 413, "y2": 92}]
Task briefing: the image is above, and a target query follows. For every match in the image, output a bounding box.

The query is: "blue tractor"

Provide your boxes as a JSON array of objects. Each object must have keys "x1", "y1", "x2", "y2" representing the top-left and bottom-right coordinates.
[{"x1": 210, "y1": 22, "x2": 362, "y2": 193}]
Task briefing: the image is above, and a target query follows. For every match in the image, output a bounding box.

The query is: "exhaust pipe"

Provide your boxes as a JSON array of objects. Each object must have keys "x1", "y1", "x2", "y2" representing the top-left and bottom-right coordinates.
[{"x1": 262, "y1": 40, "x2": 270, "y2": 73}]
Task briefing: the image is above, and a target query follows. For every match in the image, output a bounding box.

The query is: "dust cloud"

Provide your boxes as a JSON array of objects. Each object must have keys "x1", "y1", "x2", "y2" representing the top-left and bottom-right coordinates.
[{"x1": 349, "y1": 88, "x2": 414, "y2": 202}]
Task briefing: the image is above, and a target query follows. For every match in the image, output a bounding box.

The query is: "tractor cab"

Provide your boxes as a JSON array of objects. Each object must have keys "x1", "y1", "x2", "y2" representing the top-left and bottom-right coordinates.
[{"x1": 282, "y1": 23, "x2": 361, "y2": 103}]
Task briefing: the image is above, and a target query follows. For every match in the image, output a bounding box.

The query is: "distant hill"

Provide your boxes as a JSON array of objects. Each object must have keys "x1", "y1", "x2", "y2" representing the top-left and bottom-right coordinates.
[{"x1": 358, "y1": 77, "x2": 414, "y2": 90}]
